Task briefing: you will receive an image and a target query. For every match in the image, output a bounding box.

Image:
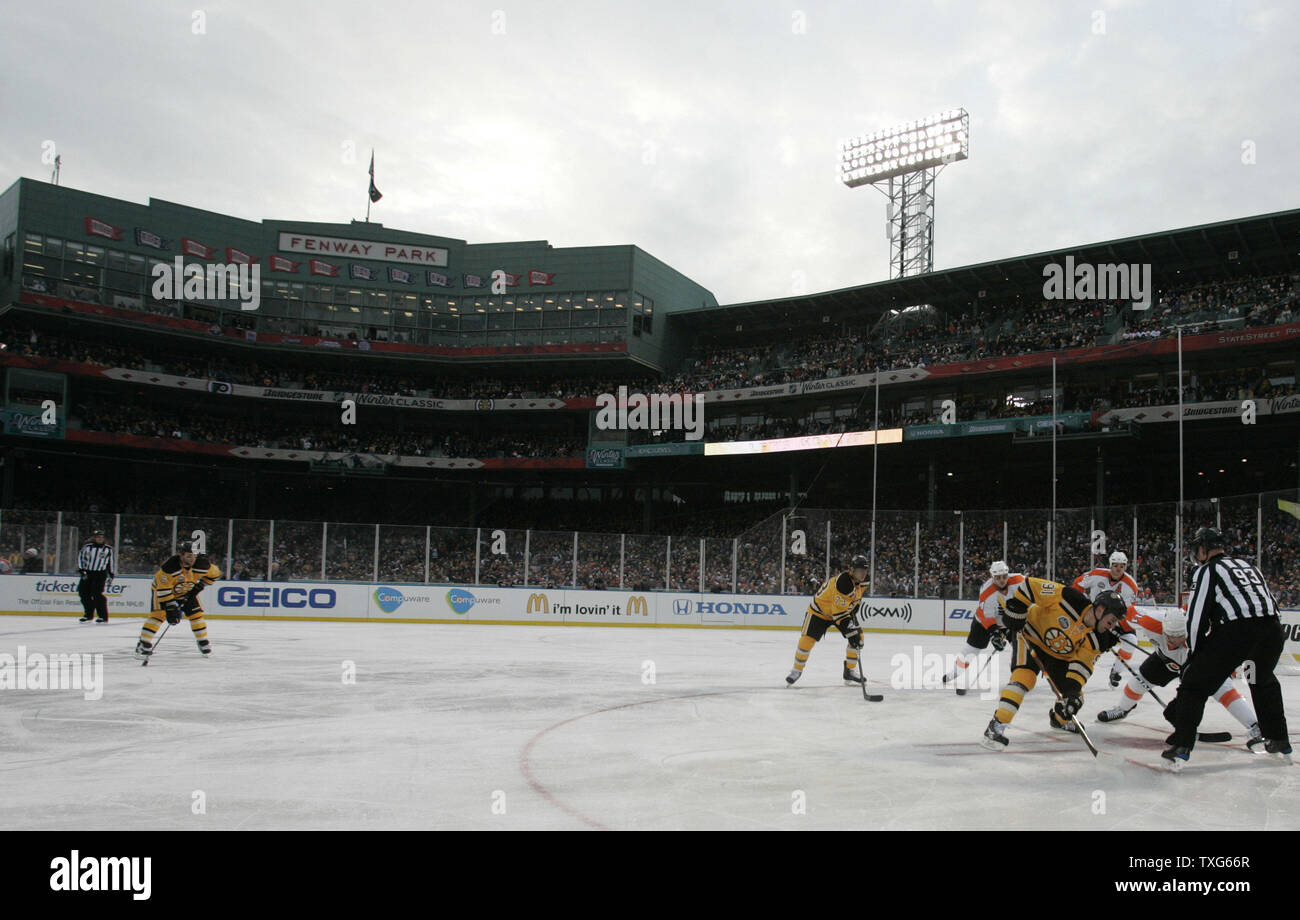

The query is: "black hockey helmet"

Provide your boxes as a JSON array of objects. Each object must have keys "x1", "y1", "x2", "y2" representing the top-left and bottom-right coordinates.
[
  {"x1": 178, "y1": 541, "x2": 195, "y2": 555},
  {"x1": 850, "y1": 554, "x2": 870, "y2": 570},
  {"x1": 1188, "y1": 526, "x2": 1225, "y2": 552},
  {"x1": 1092, "y1": 589, "x2": 1127, "y2": 624}
]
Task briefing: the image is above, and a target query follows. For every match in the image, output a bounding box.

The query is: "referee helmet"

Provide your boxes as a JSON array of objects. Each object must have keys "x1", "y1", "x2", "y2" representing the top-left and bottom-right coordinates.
[{"x1": 1188, "y1": 527, "x2": 1226, "y2": 552}]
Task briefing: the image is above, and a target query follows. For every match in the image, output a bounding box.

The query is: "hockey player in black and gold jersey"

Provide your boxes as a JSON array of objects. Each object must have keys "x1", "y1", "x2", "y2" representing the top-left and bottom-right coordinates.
[
  {"x1": 134, "y1": 542, "x2": 222, "y2": 660},
  {"x1": 979, "y1": 578, "x2": 1126, "y2": 750},
  {"x1": 785, "y1": 555, "x2": 870, "y2": 687}
]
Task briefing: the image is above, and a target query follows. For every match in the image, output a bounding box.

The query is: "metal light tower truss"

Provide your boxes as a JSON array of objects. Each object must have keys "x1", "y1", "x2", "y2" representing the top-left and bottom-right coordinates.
[{"x1": 840, "y1": 109, "x2": 969, "y2": 279}]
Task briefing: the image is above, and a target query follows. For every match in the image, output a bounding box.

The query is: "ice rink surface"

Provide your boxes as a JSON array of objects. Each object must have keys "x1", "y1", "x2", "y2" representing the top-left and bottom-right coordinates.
[{"x1": 2, "y1": 614, "x2": 1297, "y2": 831}]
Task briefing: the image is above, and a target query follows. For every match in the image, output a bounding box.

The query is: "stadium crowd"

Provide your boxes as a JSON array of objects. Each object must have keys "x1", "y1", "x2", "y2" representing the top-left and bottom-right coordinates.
[
  {"x1": 71, "y1": 399, "x2": 586, "y2": 459},
  {"x1": 1, "y1": 326, "x2": 655, "y2": 401},
  {"x1": 7, "y1": 270, "x2": 1296, "y2": 405},
  {"x1": 5, "y1": 497, "x2": 1297, "y2": 604}
]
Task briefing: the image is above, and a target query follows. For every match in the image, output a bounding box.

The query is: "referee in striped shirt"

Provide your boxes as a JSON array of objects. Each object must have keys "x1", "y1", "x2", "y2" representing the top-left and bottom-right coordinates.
[
  {"x1": 1162, "y1": 527, "x2": 1291, "y2": 768},
  {"x1": 77, "y1": 530, "x2": 115, "y2": 623}
]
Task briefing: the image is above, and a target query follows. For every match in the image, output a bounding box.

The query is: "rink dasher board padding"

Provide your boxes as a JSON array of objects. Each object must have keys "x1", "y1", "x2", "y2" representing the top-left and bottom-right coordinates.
[
  {"x1": 0, "y1": 577, "x2": 937, "y2": 632},
  {"x1": 2, "y1": 577, "x2": 1297, "y2": 652}
]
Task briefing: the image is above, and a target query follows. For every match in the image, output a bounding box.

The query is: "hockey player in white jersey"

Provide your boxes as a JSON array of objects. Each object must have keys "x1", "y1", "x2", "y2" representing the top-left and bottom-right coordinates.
[
  {"x1": 941, "y1": 561, "x2": 1025, "y2": 695},
  {"x1": 1073, "y1": 551, "x2": 1141, "y2": 687},
  {"x1": 1096, "y1": 607, "x2": 1264, "y2": 749}
]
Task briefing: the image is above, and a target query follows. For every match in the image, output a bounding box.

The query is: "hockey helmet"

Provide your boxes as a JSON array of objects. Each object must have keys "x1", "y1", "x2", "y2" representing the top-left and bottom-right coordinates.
[
  {"x1": 1188, "y1": 527, "x2": 1225, "y2": 553},
  {"x1": 850, "y1": 554, "x2": 870, "y2": 570},
  {"x1": 1108, "y1": 551, "x2": 1128, "y2": 566},
  {"x1": 1163, "y1": 609, "x2": 1188, "y2": 638},
  {"x1": 989, "y1": 560, "x2": 1010, "y2": 577},
  {"x1": 1092, "y1": 589, "x2": 1127, "y2": 624},
  {"x1": 178, "y1": 541, "x2": 195, "y2": 555}
]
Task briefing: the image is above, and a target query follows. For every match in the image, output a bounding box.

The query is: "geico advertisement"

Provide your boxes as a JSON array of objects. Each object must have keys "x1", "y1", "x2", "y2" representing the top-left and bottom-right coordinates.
[
  {"x1": 1283, "y1": 609, "x2": 1300, "y2": 662},
  {"x1": 0, "y1": 575, "x2": 152, "y2": 614},
  {"x1": 209, "y1": 582, "x2": 362, "y2": 618}
]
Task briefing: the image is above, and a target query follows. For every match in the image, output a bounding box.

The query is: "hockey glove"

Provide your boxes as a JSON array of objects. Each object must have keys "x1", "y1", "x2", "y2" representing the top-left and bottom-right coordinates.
[
  {"x1": 1053, "y1": 695, "x2": 1083, "y2": 722},
  {"x1": 988, "y1": 626, "x2": 1009, "y2": 652},
  {"x1": 163, "y1": 601, "x2": 183, "y2": 625},
  {"x1": 837, "y1": 614, "x2": 864, "y2": 650}
]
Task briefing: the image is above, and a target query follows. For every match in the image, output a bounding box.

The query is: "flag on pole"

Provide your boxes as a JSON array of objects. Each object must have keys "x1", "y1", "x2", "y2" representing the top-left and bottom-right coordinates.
[
  {"x1": 1279, "y1": 498, "x2": 1300, "y2": 522},
  {"x1": 368, "y1": 151, "x2": 382, "y2": 203}
]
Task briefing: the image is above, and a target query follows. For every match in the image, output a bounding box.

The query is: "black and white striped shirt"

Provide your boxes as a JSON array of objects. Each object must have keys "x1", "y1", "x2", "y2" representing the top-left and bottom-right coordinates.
[
  {"x1": 1186, "y1": 554, "x2": 1278, "y2": 651},
  {"x1": 77, "y1": 542, "x2": 115, "y2": 576}
]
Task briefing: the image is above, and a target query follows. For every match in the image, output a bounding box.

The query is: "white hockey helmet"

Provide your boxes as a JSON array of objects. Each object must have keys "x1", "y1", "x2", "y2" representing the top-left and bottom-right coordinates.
[
  {"x1": 989, "y1": 561, "x2": 1010, "y2": 577},
  {"x1": 1163, "y1": 609, "x2": 1188, "y2": 638},
  {"x1": 1109, "y1": 551, "x2": 1128, "y2": 566}
]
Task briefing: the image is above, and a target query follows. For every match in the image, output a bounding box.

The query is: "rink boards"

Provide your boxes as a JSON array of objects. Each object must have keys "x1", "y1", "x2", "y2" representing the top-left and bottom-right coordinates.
[{"x1": 3, "y1": 576, "x2": 1299, "y2": 653}]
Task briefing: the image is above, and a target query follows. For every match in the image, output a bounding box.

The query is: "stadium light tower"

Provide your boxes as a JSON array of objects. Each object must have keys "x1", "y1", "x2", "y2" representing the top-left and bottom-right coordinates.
[{"x1": 840, "y1": 109, "x2": 969, "y2": 278}]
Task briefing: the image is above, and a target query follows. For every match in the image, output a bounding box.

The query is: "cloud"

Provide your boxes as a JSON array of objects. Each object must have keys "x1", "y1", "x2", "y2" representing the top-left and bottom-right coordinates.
[{"x1": 1, "y1": 0, "x2": 1295, "y2": 306}]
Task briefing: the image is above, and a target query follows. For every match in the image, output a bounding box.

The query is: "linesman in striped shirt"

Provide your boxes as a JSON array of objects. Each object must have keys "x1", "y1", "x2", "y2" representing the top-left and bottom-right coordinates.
[
  {"x1": 77, "y1": 530, "x2": 115, "y2": 623},
  {"x1": 1162, "y1": 527, "x2": 1291, "y2": 770}
]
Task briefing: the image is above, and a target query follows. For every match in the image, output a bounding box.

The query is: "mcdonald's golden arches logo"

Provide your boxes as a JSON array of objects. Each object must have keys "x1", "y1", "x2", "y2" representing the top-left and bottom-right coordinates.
[
  {"x1": 526, "y1": 593, "x2": 549, "y2": 614},
  {"x1": 627, "y1": 595, "x2": 649, "y2": 617}
]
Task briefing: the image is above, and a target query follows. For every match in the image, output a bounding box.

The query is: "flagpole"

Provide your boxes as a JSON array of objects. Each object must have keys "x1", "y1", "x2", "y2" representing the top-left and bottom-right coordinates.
[{"x1": 366, "y1": 148, "x2": 374, "y2": 223}]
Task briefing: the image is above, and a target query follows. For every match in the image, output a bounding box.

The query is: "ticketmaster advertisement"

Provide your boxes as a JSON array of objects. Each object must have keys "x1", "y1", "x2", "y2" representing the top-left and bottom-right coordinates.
[{"x1": 0, "y1": 575, "x2": 152, "y2": 616}]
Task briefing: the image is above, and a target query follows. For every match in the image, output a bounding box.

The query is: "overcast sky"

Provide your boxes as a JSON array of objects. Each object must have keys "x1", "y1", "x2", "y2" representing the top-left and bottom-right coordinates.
[{"x1": 2, "y1": 0, "x2": 1296, "y2": 304}]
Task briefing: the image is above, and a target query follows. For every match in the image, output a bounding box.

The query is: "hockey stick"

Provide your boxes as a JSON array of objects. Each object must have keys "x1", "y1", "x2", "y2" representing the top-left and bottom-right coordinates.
[
  {"x1": 140, "y1": 622, "x2": 171, "y2": 668},
  {"x1": 1111, "y1": 649, "x2": 1232, "y2": 744},
  {"x1": 944, "y1": 650, "x2": 997, "y2": 696},
  {"x1": 853, "y1": 641, "x2": 883, "y2": 703},
  {"x1": 842, "y1": 611, "x2": 882, "y2": 702},
  {"x1": 1025, "y1": 645, "x2": 1098, "y2": 757},
  {"x1": 860, "y1": 665, "x2": 883, "y2": 703},
  {"x1": 1116, "y1": 633, "x2": 1151, "y2": 656},
  {"x1": 1112, "y1": 649, "x2": 1167, "y2": 708}
]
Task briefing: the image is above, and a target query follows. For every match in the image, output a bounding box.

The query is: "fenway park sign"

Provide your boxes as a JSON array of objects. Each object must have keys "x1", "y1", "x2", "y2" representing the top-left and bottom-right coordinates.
[{"x1": 278, "y1": 232, "x2": 449, "y2": 267}]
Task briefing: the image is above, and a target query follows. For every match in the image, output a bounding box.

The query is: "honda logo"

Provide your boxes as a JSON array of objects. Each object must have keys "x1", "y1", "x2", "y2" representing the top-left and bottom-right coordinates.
[{"x1": 672, "y1": 599, "x2": 692, "y2": 617}]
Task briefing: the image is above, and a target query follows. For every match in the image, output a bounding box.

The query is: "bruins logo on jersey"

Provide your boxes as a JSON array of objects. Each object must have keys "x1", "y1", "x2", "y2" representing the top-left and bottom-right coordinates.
[{"x1": 1043, "y1": 627, "x2": 1074, "y2": 655}]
